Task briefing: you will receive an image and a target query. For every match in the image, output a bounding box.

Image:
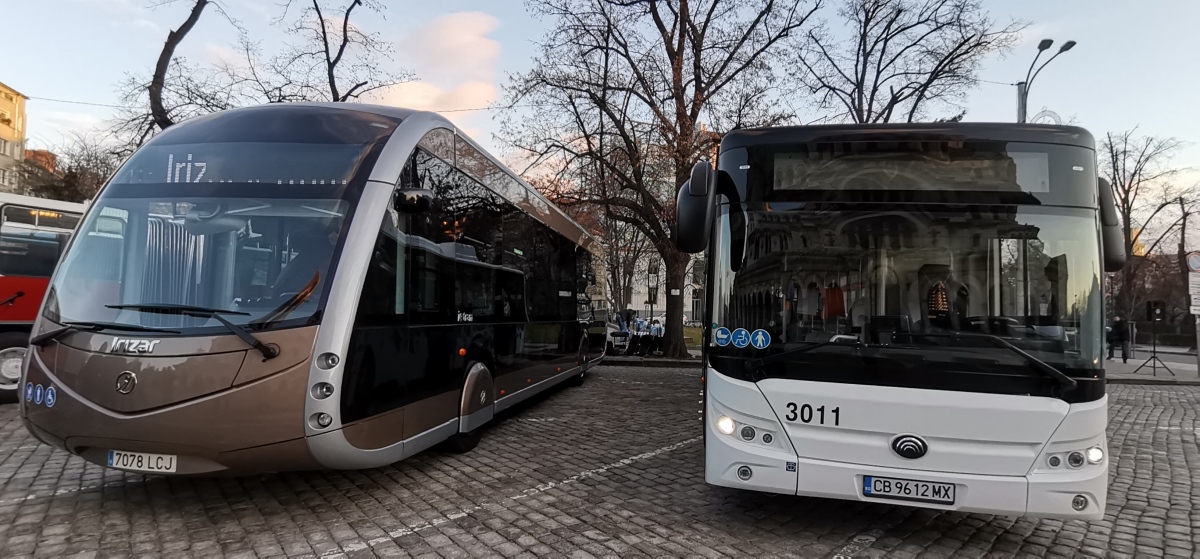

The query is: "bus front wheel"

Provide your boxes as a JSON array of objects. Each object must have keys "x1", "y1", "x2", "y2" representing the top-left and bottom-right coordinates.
[{"x1": 0, "y1": 332, "x2": 28, "y2": 405}]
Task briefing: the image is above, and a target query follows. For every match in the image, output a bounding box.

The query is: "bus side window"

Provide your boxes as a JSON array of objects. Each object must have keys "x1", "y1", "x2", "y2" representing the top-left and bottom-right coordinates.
[{"x1": 404, "y1": 148, "x2": 457, "y2": 325}]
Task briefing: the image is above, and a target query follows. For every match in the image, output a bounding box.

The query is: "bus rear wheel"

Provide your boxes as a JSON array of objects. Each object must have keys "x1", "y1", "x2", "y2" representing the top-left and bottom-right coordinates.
[{"x1": 0, "y1": 332, "x2": 28, "y2": 405}]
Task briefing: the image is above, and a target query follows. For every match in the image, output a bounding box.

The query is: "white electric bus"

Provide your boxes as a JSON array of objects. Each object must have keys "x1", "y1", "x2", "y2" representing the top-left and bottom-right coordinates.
[{"x1": 675, "y1": 123, "x2": 1125, "y2": 519}]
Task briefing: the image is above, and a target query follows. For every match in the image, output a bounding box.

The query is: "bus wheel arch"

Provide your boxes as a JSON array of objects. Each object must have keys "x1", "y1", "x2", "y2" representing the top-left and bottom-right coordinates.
[{"x1": 445, "y1": 360, "x2": 493, "y2": 453}]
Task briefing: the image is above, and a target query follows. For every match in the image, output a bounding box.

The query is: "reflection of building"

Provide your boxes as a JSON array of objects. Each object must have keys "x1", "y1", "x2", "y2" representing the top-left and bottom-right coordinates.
[
  {"x1": 0, "y1": 82, "x2": 27, "y2": 193},
  {"x1": 727, "y1": 206, "x2": 1059, "y2": 343}
]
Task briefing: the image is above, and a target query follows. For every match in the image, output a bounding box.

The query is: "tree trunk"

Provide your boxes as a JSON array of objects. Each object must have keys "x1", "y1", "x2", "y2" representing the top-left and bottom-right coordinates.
[
  {"x1": 150, "y1": 0, "x2": 209, "y2": 131},
  {"x1": 659, "y1": 244, "x2": 691, "y2": 359}
]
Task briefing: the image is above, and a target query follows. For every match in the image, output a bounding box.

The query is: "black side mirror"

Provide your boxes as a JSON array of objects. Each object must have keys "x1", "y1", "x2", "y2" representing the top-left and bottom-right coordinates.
[
  {"x1": 674, "y1": 161, "x2": 718, "y2": 253},
  {"x1": 394, "y1": 188, "x2": 433, "y2": 214},
  {"x1": 1097, "y1": 178, "x2": 1126, "y2": 272}
]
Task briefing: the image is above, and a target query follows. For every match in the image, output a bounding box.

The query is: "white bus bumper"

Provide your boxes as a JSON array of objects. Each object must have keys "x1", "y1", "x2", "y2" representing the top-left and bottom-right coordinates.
[{"x1": 704, "y1": 371, "x2": 1108, "y2": 520}]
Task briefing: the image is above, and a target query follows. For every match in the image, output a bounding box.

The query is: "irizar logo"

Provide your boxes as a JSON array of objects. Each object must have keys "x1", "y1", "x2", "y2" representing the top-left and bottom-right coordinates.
[
  {"x1": 109, "y1": 338, "x2": 161, "y2": 354},
  {"x1": 457, "y1": 312, "x2": 474, "y2": 322},
  {"x1": 891, "y1": 434, "x2": 928, "y2": 459}
]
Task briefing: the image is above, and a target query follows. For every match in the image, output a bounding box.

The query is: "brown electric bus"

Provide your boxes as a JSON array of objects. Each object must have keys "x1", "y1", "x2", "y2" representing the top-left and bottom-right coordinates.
[{"x1": 19, "y1": 103, "x2": 606, "y2": 475}]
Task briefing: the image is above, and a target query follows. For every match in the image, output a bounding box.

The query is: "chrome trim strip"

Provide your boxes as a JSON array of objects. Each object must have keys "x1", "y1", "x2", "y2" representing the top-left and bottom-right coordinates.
[
  {"x1": 495, "y1": 365, "x2": 581, "y2": 413},
  {"x1": 401, "y1": 418, "x2": 459, "y2": 459},
  {"x1": 460, "y1": 405, "x2": 493, "y2": 433},
  {"x1": 307, "y1": 417, "x2": 459, "y2": 470}
]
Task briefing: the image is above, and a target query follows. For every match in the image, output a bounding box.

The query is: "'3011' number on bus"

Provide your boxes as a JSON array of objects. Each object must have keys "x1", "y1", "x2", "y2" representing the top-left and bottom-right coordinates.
[{"x1": 785, "y1": 403, "x2": 840, "y2": 426}]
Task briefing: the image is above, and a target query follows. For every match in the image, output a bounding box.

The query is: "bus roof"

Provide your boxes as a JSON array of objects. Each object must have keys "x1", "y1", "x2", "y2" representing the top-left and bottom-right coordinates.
[
  {"x1": 720, "y1": 123, "x2": 1096, "y2": 153},
  {"x1": 0, "y1": 192, "x2": 87, "y2": 215}
]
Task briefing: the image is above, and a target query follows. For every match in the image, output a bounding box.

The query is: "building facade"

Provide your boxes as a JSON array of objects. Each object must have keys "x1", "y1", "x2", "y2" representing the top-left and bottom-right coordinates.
[{"x1": 0, "y1": 82, "x2": 27, "y2": 193}]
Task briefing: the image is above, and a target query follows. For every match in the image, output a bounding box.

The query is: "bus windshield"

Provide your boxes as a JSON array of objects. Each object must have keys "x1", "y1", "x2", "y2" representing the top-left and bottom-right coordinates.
[
  {"x1": 709, "y1": 205, "x2": 1104, "y2": 393},
  {"x1": 708, "y1": 140, "x2": 1105, "y2": 398},
  {"x1": 44, "y1": 193, "x2": 353, "y2": 333}
]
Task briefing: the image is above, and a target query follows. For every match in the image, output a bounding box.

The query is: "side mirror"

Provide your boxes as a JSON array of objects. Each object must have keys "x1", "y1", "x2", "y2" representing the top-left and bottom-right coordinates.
[
  {"x1": 674, "y1": 161, "x2": 718, "y2": 253},
  {"x1": 394, "y1": 188, "x2": 433, "y2": 214},
  {"x1": 1097, "y1": 178, "x2": 1126, "y2": 272}
]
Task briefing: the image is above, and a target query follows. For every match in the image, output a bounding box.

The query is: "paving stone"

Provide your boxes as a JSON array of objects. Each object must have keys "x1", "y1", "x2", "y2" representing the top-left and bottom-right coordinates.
[{"x1": 0, "y1": 371, "x2": 1195, "y2": 557}]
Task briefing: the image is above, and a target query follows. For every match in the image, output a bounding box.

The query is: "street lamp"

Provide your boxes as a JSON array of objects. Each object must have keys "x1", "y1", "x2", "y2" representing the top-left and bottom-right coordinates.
[
  {"x1": 1017, "y1": 39, "x2": 1076, "y2": 123},
  {"x1": 648, "y1": 264, "x2": 659, "y2": 324}
]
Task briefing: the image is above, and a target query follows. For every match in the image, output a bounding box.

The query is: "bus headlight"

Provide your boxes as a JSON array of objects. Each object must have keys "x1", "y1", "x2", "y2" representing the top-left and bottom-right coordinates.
[
  {"x1": 716, "y1": 416, "x2": 735, "y2": 435},
  {"x1": 1067, "y1": 451, "x2": 1085, "y2": 468},
  {"x1": 1086, "y1": 446, "x2": 1104, "y2": 464}
]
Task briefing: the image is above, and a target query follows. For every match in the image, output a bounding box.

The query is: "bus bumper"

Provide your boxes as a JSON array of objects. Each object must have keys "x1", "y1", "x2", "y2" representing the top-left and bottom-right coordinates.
[{"x1": 704, "y1": 371, "x2": 1107, "y2": 520}]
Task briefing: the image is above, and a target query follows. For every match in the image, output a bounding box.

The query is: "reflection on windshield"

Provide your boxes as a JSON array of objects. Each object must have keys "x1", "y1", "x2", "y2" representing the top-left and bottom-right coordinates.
[
  {"x1": 44, "y1": 197, "x2": 350, "y2": 332},
  {"x1": 710, "y1": 205, "x2": 1103, "y2": 376}
]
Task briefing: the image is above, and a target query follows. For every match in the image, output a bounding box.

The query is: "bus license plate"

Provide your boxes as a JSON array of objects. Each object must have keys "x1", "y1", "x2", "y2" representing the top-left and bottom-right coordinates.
[
  {"x1": 107, "y1": 450, "x2": 177, "y2": 473},
  {"x1": 863, "y1": 475, "x2": 954, "y2": 505}
]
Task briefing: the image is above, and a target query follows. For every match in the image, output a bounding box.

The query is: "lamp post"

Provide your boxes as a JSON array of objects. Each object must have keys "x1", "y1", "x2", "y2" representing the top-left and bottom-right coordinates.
[
  {"x1": 648, "y1": 264, "x2": 659, "y2": 327},
  {"x1": 1017, "y1": 38, "x2": 1076, "y2": 123}
]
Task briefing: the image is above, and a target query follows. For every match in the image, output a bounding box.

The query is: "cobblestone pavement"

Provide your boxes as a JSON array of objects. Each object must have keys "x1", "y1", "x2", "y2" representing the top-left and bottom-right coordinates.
[{"x1": 0, "y1": 366, "x2": 1196, "y2": 558}]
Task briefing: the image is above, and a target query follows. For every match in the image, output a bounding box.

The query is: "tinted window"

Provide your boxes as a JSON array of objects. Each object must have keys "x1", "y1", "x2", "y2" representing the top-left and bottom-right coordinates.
[
  {"x1": 0, "y1": 224, "x2": 69, "y2": 277},
  {"x1": 402, "y1": 149, "x2": 457, "y2": 325}
]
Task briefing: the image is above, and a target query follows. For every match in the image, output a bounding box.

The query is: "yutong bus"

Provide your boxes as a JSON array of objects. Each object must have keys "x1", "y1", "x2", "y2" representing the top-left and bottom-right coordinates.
[
  {"x1": 0, "y1": 193, "x2": 84, "y2": 403},
  {"x1": 20, "y1": 103, "x2": 605, "y2": 475},
  {"x1": 675, "y1": 124, "x2": 1125, "y2": 519}
]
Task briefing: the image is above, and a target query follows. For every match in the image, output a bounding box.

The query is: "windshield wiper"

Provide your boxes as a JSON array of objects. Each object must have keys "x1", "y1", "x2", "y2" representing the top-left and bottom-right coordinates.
[
  {"x1": 31, "y1": 321, "x2": 180, "y2": 347},
  {"x1": 107, "y1": 304, "x2": 279, "y2": 360},
  {"x1": 904, "y1": 332, "x2": 1077, "y2": 392}
]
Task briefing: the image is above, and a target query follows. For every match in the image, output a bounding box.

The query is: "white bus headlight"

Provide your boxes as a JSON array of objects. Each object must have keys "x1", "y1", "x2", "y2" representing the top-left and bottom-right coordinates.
[
  {"x1": 716, "y1": 415, "x2": 735, "y2": 435},
  {"x1": 1086, "y1": 446, "x2": 1104, "y2": 464},
  {"x1": 1067, "y1": 451, "x2": 1085, "y2": 468}
]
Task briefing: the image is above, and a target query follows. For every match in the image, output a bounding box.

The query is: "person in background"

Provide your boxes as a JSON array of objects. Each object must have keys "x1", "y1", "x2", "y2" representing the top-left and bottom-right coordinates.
[{"x1": 1108, "y1": 316, "x2": 1131, "y2": 363}]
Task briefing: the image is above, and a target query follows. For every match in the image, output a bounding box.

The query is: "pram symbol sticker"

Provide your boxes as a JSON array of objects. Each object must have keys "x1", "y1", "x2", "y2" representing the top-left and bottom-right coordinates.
[{"x1": 714, "y1": 327, "x2": 731, "y2": 346}]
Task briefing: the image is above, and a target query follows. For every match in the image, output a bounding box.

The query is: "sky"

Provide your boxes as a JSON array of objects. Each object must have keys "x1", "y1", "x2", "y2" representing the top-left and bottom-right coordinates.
[{"x1": 5, "y1": 0, "x2": 1200, "y2": 182}]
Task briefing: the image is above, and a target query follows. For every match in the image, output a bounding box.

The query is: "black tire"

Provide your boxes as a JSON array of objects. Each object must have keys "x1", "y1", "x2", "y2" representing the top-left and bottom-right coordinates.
[
  {"x1": 443, "y1": 427, "x2": 483, "y2": 453},
  {"x1": 0, "y1": 332, "x2": 29, "y2": 405}
]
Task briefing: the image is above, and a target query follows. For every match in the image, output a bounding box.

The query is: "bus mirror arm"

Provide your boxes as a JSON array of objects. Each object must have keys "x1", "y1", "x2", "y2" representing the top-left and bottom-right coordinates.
[
  {"x1": 673, "y1": 161, "x2": 718, "y2": 253},
  {"x1": 394, "y1": 188, "x2": 434, "y2": 214}
]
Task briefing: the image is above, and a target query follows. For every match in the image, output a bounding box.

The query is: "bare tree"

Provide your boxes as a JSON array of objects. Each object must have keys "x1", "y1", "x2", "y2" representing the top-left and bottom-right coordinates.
[
  {"x1": 112, "y1": 0, "x2": 412, "y2": 153},
  {"x1": 796, "y1": 0, "x2": 1024, "y2": 123},
  {"x1": 1101, "y1": 128, "x2": 1187, "y2": 318},
  {"x1": 504, "y1": 0, "x2": 820, "y2": 358},
  {"x1": 18, "y1": 133, "x2": 123, "y2": 203}
]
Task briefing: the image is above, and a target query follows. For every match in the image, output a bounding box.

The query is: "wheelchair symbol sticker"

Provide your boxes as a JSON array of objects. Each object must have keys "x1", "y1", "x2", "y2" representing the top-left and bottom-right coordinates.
[
  {"x1": 732, "y1": 328, "x2": 751, "y2": 348},
  {"x1": 44, "y1": 387, "x2": 56, "y2": 408},
  {"x1": 714, "y1": 327, "x2": 731, "y2": 346}
]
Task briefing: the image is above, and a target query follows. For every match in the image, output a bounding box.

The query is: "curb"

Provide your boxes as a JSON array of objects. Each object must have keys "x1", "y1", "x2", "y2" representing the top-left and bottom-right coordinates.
[{"x1": 1108, "y1": 377, "x2": 1200, "y2": 386}]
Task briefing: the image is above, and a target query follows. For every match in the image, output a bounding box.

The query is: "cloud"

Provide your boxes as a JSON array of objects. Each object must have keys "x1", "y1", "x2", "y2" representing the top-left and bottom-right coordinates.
[
  {"x1": 398, "y1": 12, "x2": 501, "y2": 84},
  {"x1": 374, "y1": 12, "x2": 502, "y2": 140},
  {"x1": 26, "y1": 111, "x2": 108, "y2": 148}
]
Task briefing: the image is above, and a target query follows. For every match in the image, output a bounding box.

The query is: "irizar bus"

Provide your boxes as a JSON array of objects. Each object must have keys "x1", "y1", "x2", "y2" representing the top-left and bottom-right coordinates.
[
  {"x1": 0, "y1": 193, "x2": 84, "y2": 403},
  {"x1": 20, "y1": 103, "x2": 607, "y2": 475},
  {"x1": 675, "y1": 123, "x2": 1126, "y2": 520}
]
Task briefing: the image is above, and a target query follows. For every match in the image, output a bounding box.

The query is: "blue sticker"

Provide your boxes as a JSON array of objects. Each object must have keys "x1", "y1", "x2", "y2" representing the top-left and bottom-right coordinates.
[
  {"x1": 750, "y1": 329, "x2": 771, "y2": 350},
  {"x1": 44, "y1": 387, "x2": 56, "y2": 408},
  {"x1": 732, "y1": 328, "x2": 751, "y2": 348},
  {"x1": 714, "y1": 327, "x2": 732, "y2": 346},
  {"x1": 787, "y1": 462, "x2": 797, "y2": 472},
  {"x1": 24, "y1": 382, "x2": 33, "y2": 402},
  {"x1": 33, "y1": 384, "x2": 44, "y2": 405}
]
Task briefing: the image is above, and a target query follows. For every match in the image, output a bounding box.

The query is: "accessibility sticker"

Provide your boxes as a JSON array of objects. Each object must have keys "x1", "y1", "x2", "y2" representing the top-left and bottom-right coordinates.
[
  {"x1": 44, "y1": 387, "x2": 56, "y2": 408},
  {"x1": 732, "y1": 328, "x2": 751, "y2": 348},
  {"x1": 750, "y1": 329, "x2": 771, "y2": 349},
  {"x1": 24, "y1": 382, "x2": 33, "y2": 402},
  {"x1": 714, "y1": 327, "x2": 732, "y2": 346},
  {"x1": 33, "y1": 384, "x2": 44, "y2": 405}
]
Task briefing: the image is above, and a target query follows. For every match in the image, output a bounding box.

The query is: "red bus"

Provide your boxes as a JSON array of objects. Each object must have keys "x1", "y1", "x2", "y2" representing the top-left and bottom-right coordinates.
[{"x1": 0, "y1": 193, "x2": 84, "y2": 403}]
